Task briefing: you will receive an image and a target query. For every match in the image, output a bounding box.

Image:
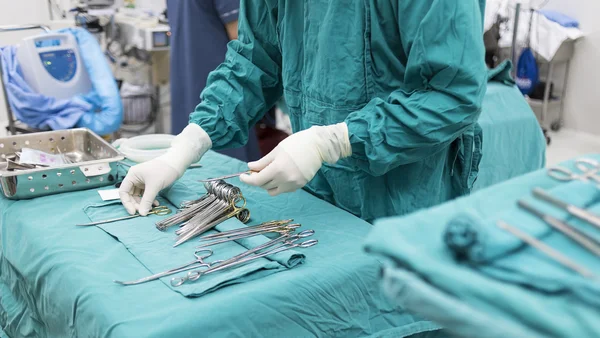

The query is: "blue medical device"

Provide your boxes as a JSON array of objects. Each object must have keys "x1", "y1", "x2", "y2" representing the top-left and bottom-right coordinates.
[{"x1": 16, "y1": 33, "x2": 92, "y2": 100}]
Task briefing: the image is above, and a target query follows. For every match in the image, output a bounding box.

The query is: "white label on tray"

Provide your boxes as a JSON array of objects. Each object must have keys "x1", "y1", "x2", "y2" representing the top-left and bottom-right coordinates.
[
  {"x1": 98, "y1": 189, "x2": 121, "y2": 201},
  {"x1": 19, "y1": 148, "x2": 67, "y2": 166}
]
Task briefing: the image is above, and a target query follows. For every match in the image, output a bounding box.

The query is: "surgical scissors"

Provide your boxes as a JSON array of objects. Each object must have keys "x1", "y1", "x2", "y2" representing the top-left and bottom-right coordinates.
[
  {"x1": 76, "y1": 206, "x2": 172, "y2": 226},
  {"x1": 171, "y1": 230, "x2": 317, "y2": 287},
  {"x1": 547, "y1": 158, "x2": 600, "y2": 185},
  {"x1": 114, "y1": 249, "x2": 223, "y2": 285}
]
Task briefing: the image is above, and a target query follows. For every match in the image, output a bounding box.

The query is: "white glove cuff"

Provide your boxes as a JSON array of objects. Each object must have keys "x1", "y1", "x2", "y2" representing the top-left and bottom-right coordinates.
[
  {"x1": 313, "y1": 123, "x2": 352, "y2": 164},
  {"x1": 157, "y1": 123, "x2": 212, "y2": 177}
]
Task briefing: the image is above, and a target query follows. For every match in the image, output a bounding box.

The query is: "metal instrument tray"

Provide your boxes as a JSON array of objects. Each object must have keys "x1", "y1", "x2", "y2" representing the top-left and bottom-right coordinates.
[{"x1": 0, "y1": 129, "x2": 124, "y2": 199}]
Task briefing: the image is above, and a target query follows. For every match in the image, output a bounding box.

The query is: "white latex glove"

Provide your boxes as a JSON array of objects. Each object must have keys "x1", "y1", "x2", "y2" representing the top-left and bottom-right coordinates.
[
  {"x1": 119, "y1": 124, "x2": 212, "y2": 216},
  {"x1": 240, "y1": 123, "x2": 351, "y2": 196}
]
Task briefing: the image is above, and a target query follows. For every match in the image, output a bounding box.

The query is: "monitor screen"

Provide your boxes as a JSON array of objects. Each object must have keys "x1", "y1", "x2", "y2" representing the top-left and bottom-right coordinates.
[{"x1": 153, "y1": 32, "x2": 169, "y2": 48}]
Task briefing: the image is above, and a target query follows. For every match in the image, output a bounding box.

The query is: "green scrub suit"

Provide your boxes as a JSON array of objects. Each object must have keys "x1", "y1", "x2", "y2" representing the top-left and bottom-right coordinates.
[{"x1": 190, "y1": 0, "x2": 487, "y2": 222}]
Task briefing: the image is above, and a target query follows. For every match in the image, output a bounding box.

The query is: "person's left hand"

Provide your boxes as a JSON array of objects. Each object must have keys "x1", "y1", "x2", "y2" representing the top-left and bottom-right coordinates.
[{"x1": 240, "y1": 123, "x2": 351, "y2": 196}]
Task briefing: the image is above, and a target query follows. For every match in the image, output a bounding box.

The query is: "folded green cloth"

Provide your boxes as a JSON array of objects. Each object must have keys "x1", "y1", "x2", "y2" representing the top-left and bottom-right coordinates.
[
  {"x1": 443, "y1": 181, "x2": 600, "y2": 308},
  {"x1": 365, "y1": 155, "x2": 600, "y2": 338}
]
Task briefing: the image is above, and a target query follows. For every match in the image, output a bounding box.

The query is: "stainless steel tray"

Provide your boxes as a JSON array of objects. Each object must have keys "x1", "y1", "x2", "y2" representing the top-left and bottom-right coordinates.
[{"x1": 0, "y1": 129, "x2": 124, "y2": 199}]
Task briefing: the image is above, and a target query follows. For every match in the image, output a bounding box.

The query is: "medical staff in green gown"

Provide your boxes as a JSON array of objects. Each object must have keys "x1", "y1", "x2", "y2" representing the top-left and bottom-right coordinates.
[{"x1": 120, "y1": 0, "x2": 488, "y2": 222}]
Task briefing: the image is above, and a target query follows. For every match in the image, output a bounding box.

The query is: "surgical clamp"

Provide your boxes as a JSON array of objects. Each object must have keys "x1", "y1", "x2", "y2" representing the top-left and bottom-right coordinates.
[
  {"x1": 171, "y1": 230, "x2": 317, "y2": 287},
  {"x1": 114, "y1": 249, "x2": 223, "y2": 286},
  {"x1": 497, "y1": 220, "x2": 596, "y2": 279},
  {"x1": 198, "y1": 219, "x2": 294, "y2": 240},
  {"x1": 199, "y1": 219, "x2": 294, "y2": 238},
  {"x1": 197, "y1": 223, "x2": 301, "y2": 248},
  {"x1": 76, "y1": 206, "x2": 172, "y2": 226}
]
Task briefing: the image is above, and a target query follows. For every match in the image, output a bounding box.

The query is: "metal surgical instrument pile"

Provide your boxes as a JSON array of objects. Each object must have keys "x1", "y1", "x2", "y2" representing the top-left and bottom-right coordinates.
[
  {"x1": 114, "y1": 229, "x2": 317, "y2": 286},
  {"x1": 496, "y1": 158, "x2": 600, "y2": 280},
  {"x1": 156, "y1": 180, "x2": 251, "y2": 247}
]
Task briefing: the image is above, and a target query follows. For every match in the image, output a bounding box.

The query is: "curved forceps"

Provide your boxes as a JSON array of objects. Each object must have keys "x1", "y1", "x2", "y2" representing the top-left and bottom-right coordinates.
[
  {"x1": 196, "y1": 224, "x2": 302, "y2": 249},
  {"x1": 171, "y1": 230, "x2": 317, "y2": 287},
  {"x1": 114, "y1": 249, "x2": 223, "y2": 286},
  {"x1": 547, "y1": 158, "x2": 600, "y2": 185}
]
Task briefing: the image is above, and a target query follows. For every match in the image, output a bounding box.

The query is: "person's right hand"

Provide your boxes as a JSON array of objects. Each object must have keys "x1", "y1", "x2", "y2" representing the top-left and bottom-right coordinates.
[{"x1": 119, "y1": 159, "x2": 180, "y2": 216}]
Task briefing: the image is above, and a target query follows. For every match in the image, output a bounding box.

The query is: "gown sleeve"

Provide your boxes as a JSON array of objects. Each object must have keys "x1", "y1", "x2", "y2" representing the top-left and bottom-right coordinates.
[
  {"x1": 344, "y1": 0, "x2": 488, "y2": 176},
  {"x1": 189, "y1": 0, "x2": 282, "y2": 149}
]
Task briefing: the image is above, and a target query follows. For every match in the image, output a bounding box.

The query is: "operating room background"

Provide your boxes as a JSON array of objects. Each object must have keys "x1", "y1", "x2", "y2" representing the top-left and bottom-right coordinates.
[{"x1": 0, "y1": 0, "x2": 598, "y2": 166}]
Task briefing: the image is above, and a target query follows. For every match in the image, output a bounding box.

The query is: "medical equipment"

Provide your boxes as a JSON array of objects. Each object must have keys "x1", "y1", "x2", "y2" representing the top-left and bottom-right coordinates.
[
  {"x1": 76, "y1": 205, "x2": 171, "y2": 226},
  {"x1": 16, "y1": 33, "x2": 92, "y2": 100},
  {"x1": 517, "y1": 200, "x2": 600, "y2": 257},
  {"x1": 547, "y1": 158, "x2": 600, "y2": 185},
  {"x1": 115, "y1": 14, "x2": 171, "y2": 52},
  {"x1": 114, "y1": 249, "x2": 223, "y2": 286},
  {"x1": 82, "y1": 0, "x2": 116, "y2": 9},
  {"x1": 497, "y1": 221, "x2": 596, "y2": 279},
  {"x1": 0, "y1": 129, "x2": 124, "y2": 199},
  {"x1": 155, "y1": 180, "x2": 251, "y2": 247},
  {"x1": 197, "y1": 223, "x2": 301, "y2": 249},
  {"x1": 199, "y1": 170, "x2": 257, "y2": 183},
  {"x1": 171, "y1": 230, "x2": 318, "y2": 287},
  {"x1": 532, "y1": 188, "x2": 600, "y2": 231}
]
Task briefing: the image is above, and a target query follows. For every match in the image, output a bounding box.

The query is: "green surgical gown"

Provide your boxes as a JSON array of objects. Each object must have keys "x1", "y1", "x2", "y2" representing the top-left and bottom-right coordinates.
[{"x1": 190, "y1": 0, "x2": 488, "y2": 222}]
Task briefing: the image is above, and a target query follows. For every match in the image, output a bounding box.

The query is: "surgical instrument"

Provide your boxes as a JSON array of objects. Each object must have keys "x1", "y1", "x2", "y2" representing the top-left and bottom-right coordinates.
[
  {"x1": 198, "y1": 170, "x2": 257, "y2": 183},
  {"x1": 547, "y1": 158, "x2": 600, "y2": 185},
  {"x1": 174, "y1": 206, "x2": 250, "y2": 247},
  {"x1": 114, "y1": 249, "x2": 223, "y2": 286},
  {"x1": 76, "y1": 205, "x2": 172, "y2": 226},
  {"x1": 172, "y1": 230, "x2": 317, "y2": 287},
  {"x1": 497, "y1": 220, "x2": 596, "y2": 279},
  {"x1": 532, "y1": 187, "x2": 600, "y2": 231},
  {"x1": 155, "y1": 180, "x2": 249, "y2": 233},
  {"x1": 197, "y1": 223, "x2": 301, "y2": 248},
  {"x1": 199, "y1": 219, "x2": 295, "y2": 240},
  {"x1": 518, "y1": 200, "x2": 600, "y2": 257}
]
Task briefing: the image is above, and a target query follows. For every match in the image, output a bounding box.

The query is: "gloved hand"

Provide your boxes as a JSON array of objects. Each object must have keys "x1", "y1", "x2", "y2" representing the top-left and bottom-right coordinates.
[
  {"x1": 240, "y1": 123, "x2": 351, "y2": 196},
  {"x1": 119, "y1": 124, "x2": 212, "y2": 216}
]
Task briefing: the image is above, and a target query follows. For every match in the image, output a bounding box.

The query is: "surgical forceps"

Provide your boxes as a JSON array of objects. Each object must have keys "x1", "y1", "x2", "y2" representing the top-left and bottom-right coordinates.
[
  {"x1": 198, "y1": 170, "x2": 258, "y2": 183},
  {"x1": 171, "y1": 230, "x2": 317, "y2": 287},
  {"x1": 197, "y1": 223, "x2": 301, "y2": 248},
  {"x1": 497, "y1": 220, "x2": 597, "y2": 279},
  {"x1": 547, "y1": 158, "x2": 600, "y2": 185},
  {"x1": 76, "y1": 206, "x2": 172, "y2": 226},
  {"x1": 114, "y1": 249, "x2": 223, "y2": 285}
]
